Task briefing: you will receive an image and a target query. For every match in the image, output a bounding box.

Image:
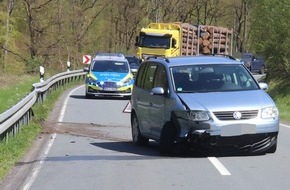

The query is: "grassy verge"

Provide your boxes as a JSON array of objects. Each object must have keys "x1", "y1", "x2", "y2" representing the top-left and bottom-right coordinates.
[
  {"x1": 0, "y1": 74, "x2": 39, "y2": 113},
  {"x1": 267, "y1": 78, "x2": 290, "y2": 122},
  {"x1": 0, "y1": 78, "x2": 84, "y2": 180}
]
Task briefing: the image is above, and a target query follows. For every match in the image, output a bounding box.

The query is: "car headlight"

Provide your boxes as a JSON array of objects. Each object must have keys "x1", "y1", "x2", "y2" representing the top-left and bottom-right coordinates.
[
  {"x1": 116, "y1": 81, "x2": 124, "y2": 86},
  {"x1": 261, "y1": 106, "x2": 279, "y2": 119},
  {"x1": 88, "y1": 77, "x2": 97, "y2": 85},
  {"x1": 117, "y1": 78, "x2": 132, "y2": 87},
  {"x1": 189, "y1": 111, "x2": 210, "y2": 121}
]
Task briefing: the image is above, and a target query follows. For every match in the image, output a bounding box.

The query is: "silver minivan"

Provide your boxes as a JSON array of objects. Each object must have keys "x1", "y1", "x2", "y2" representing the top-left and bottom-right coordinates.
[{"x1": 130, "y1": 55, "x2": 279, "y2": 155}]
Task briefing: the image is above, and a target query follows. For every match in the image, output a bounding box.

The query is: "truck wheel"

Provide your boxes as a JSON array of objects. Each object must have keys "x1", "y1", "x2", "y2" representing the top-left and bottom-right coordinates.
[
  {"x1": 159, "y1": 122, "x2": 176, "y2": 156},
  {"x1": 131, "y1": 113, "x2": 149, "y2": 146}
]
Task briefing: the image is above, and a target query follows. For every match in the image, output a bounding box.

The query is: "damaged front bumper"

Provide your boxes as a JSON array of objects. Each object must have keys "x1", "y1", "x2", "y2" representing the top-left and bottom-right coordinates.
[{"x1": 177, "y1": 130, "x2": 278, "y2": 154}]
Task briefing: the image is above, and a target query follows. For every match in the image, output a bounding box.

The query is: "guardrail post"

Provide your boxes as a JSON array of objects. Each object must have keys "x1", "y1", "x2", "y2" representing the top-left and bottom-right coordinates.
[
  {"x1": 67, "y1": 60, "x2": 71, "y2": 72},
  {"x1": 40, "y1": 66, "x2": 45, "y2": 82}
]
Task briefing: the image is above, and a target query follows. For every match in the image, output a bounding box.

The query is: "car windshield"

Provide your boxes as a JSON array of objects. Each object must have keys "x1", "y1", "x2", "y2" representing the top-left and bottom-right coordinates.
[
  {"x1": 126, "y1": 57, "x2": 140, "y2": 69},
  {"x1": 91, "y1": 60, "x2": 129, "y2": 73},
  {"x1": 170, "y1": 64, "x2": 259, "y2": 93},
  {"x1": 242, "y1": 54, "x2": 252, "y2": 59}
]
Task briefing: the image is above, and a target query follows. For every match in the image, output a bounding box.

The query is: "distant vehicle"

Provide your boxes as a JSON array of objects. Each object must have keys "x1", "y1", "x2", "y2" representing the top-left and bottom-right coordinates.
[
  {"x1": 131, "y1": 55, "x2": 279, "y2": 156},
  {"x1": 84, "y1": 53, "x2": 134, "y2": 99},
  {"x1": 125, "y1": 55, "x2": 141, "y2": 76},
  {"x1": 241, "y1": 53, "x2": 266, "y2": 74}
]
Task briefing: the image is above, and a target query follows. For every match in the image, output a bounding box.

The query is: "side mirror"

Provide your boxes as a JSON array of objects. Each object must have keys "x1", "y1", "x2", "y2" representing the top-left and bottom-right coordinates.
[
  {"x1": 172, "y1": 38, "x2": 177, "y2": 48},
  {"x1": 150, "y1": 87, "x2": 165, "y2": 95},
  {"x1": 83, "y1": 67, "x2": 89, "y2": 72},
  {"x1": 259, "y1": 82, "x2": 268, "y2": 90},
  {"x1": 135, "y1": 36, "x2": 139, "y2": 46}
]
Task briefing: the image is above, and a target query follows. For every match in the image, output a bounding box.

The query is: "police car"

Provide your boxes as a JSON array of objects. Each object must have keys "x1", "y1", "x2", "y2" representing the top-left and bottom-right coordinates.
[{"x1": 84, "y1": 53, "x2": 134, "y2": 99}]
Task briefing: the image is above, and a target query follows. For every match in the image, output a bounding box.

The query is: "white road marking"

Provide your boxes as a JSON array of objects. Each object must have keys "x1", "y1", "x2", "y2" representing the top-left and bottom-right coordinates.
[
  {"x1": 58, "y1": 85, "x2": 84, "y2": 122},
  {"x1": 206, "y1": 122, "x2": 288, "y2": 176},
  {"x1": 280, "y1": 123, "x2": 290, "y2": 128},
  {"x1": 208, "y1": 157, "x2": 231, "y2": 176},
  {"x1": 22, "y1": 133, "x2": 57, "y2": 190},
  {"x1": 123, "y1": 101, "x2": 131, "y2": 113},
  {"x1": 23, "y1": 86, "x2": 83, "y2": 189}
]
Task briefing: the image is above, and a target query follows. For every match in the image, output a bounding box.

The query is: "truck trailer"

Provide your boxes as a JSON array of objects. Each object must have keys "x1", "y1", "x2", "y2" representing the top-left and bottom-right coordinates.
[{"x1": 135, "y1": 22, "x2": 233, "y2": 60}]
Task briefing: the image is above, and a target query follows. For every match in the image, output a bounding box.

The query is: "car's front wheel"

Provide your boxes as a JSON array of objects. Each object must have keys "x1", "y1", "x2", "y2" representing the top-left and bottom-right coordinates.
[
  {"x1": 159, "y1": 122, "x2": 176, "y2": 156},
  {"x1": 266, "y1": 136, "x2": 278, "y2": 153},
  {"x1": 85, "y1": 93, "x2": 93, "y2": 99},
  {"x1": 131, "y1": 113, "x2": 149, "y2": 146}
]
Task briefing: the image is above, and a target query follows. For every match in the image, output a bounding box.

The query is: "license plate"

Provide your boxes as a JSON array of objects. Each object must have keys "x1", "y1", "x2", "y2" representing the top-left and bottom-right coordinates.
[
  {"x1": 221, "y1": 124, "x2": 256, "y2": 137},
  {"x1": 103, "y1": 87, "x2": 117, "y2": 91}
]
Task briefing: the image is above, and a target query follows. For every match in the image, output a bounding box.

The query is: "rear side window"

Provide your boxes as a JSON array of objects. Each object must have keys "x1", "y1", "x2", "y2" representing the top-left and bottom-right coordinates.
[
  {"x1": 135, "y1": 64, "x2": 146, "y2": 87},
  {"x1": 154, "y1": 66, "x2": 168, "y2": 90},
  {"x1": 143, "y1": 64, "x2": 158, "y2": 90}
]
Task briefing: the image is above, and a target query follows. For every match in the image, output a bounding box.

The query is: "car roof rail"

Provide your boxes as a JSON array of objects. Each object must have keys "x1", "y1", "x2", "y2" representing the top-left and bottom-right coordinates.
[
  {"x1": 146, "y1": 56, "x2": 169, "y2": 63},
  {"x1": 202, "y1": 53, "x2": 238, "y2": 61}
]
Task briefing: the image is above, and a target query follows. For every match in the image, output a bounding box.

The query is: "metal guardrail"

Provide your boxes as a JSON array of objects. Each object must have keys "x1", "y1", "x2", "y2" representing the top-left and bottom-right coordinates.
[{"x1": 0, "y1": 70, "x2": 86, "y2": 142}]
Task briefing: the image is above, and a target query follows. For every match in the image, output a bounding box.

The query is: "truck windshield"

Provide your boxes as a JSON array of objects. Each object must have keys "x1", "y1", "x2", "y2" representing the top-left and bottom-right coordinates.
[{"x1": 138, "y1": 35, "x2": 170, "y2": 49}]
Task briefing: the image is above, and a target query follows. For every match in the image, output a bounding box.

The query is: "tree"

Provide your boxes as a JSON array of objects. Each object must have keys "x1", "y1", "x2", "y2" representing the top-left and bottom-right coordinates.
[
  {"x1": 58, "y1": 0, "x2": 109, "y2": 69},
  {"x1": 249, "y1": 0, "x2": 290, "y2": 78},
  {"x1": 110, "y1": 0, "x2": 147, "y2": 53}
]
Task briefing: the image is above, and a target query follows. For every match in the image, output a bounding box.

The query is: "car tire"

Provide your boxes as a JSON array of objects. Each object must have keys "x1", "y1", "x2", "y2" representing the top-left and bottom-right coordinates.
[
  {"x1": 267, "y1": 144, "x2": 277, "y2": 153},
  {"x1": 131, "y1": 113, "x2": 149, "y2": 146},
  {"x1": 159, "y1": 122, "x2": 176, "y2": 156},
  {"x1": 266, "y1": 137, "x2": 277, "y2": 153},
  {"x1": 85, "y1": 93, "x2": 93, "y2": 99}
]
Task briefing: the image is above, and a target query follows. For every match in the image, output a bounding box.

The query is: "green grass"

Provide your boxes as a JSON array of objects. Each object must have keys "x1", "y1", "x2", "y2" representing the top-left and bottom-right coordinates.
[
  {"x1": 267, "y1": 78, "x2": 290, "y2": 122},
  {"x1": 0, "y1": 74, "x2": 39, "y2": 113},
  {"x1": 0, "y1": 123, "x2": 41, "y2": 179},
  {"x1": 0, "y1": 76, "x2": 84, "y2": 180}
]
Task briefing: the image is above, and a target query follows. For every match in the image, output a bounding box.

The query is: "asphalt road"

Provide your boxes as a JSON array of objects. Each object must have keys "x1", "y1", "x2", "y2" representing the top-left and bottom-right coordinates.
[{"x1": 2, "y1": 83, "x2": 290, "y2": 190}]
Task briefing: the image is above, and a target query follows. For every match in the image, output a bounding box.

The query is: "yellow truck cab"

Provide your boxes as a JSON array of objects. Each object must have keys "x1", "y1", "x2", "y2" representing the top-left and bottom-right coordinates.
[{"x1": 136, "y1": 23, "x2": 184, "y2": 60}]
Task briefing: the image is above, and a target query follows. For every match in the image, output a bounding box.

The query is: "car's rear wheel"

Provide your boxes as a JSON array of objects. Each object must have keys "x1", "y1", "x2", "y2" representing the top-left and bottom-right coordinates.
[
  {"x1": 131, "y1": 113, "x2": 149, "y2": 146},
  {"x1": 159, "y1": 122, "x2": 176, "y2": 156}
]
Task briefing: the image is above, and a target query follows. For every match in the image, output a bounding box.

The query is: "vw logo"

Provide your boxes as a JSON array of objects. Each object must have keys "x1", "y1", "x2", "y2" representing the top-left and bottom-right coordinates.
[{"x1": 233, "y1": 111, "x2": 242, "y2": 120}]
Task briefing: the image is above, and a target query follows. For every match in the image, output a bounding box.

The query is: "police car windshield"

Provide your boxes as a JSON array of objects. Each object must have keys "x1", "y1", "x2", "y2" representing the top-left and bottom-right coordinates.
[{"x1": 92, "y1": 60, "x2": 129, "y2": 73}]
